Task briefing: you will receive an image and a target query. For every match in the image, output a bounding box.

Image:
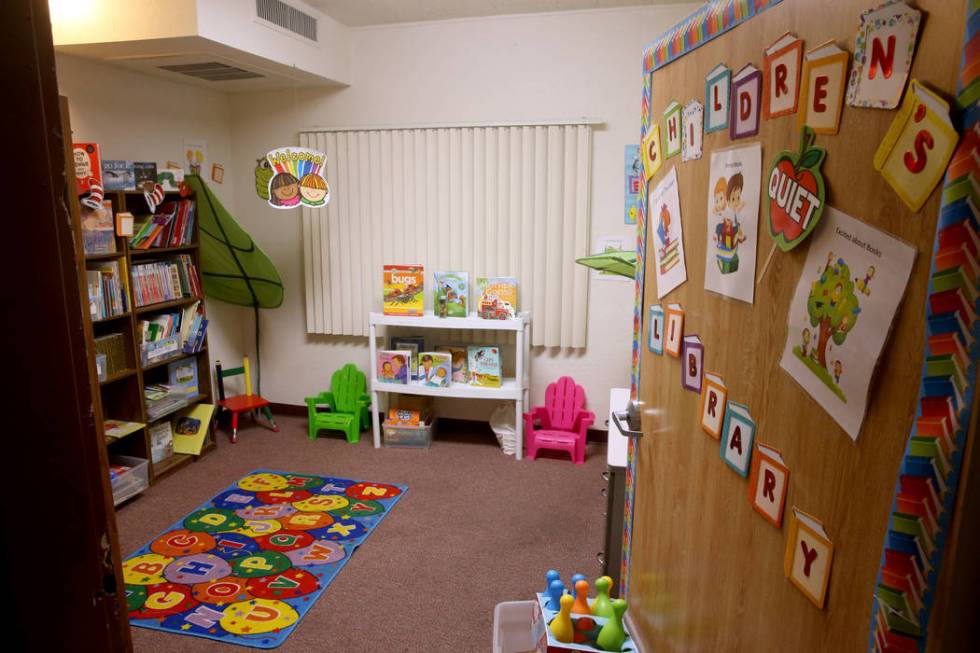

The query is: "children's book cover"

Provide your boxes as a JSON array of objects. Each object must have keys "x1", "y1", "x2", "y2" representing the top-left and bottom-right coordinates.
[
  {"x1": 81, "y1": 199, "x2": 116, "y2": 255},
  {"x1": 436, "y1": 345, "x2": 468, "y2": 383},
  {"x1": 873, "y1": 80, "x2": 958, "y2": 211},
  {"x1": 780, "y1": 206, "x2": 916, "y2": 439},
  {"x1": 625, "y1": 144, "x2": 643, "y2": 224},
  {"x1": 104, "y1": 420, "x2": 144, "y2": 440},
  {"x1": 648, "y1": 166, "x2": 687, "y2": 298},
  {"x1": 704, "y1": 143, "x2": 762, "y2": 303},
  {"x1": 377, "y1": 350, "x2": 412, "y2": 384},
  {"x1": 383, "y1": 265, "x2": 424, "y2": 316},
  {"x1": 172, "y1": 403, "x2": 216, "y2": 456},
  {"x1": 418, "y1": 352, "x2": 451, "y2": 387},
  {"x1": 390, "y1": 336, "x2": 424, "y2": 380},
  {"x1": 73, "y1": 142, "x2": 102, "y2": 195},
  {"x1": 433, "y1": 271, "x2": 469, "y2": 317},
  {"x1": 846, "y1": 1, "x2": 921, "y2": 109},
  {"x1": 102, "y1": 160, "x2": 136, "y2": 191},
  {"x1": 134, "y1": 161, "x2": 158, "y2": 192},
  {"x1": 167, "y1": 356, "x2": 199, "y2": 396},
  {"x1": 477, "y1": 277, "x2": 518, "y2": 319},
  {"x1": 468, "y1": 345, "x2": 502, "y2": 387}
]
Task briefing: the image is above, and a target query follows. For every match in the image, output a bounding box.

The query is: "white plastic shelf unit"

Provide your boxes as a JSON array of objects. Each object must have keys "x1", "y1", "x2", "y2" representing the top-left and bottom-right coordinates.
[{"x1": 368, "y1": 310, "x2": 531, "y2": 459}]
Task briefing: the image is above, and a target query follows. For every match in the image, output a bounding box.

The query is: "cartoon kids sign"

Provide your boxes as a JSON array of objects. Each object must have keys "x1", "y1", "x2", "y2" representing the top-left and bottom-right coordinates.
[
  {"x1": 263, "y1": 147, "x2": 331, "y2": 210},
  {"x1": 704, "y1": 143, "x2": 761, "y2": 304},
  {"x1": 780, "y1": 206, "x2": 915, "y2": 440}
]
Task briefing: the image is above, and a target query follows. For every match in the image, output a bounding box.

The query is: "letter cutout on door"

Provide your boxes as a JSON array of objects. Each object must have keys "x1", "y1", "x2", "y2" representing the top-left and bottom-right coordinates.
[{"x1": 784, "y1": 508, "x2": 834, "y2": 609}]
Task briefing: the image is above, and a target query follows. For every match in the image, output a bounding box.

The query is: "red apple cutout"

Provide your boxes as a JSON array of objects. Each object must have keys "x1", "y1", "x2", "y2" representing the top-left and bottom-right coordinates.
[{"x1": 766, "y1": 126, "x2": 827, "y2": 252}]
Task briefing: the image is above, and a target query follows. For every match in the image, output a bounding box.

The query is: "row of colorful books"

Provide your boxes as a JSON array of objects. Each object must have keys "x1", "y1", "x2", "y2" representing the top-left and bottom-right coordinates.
[
  {"x1": 383, "y1": 265, "x2": 519, "y2": 320},
  {"x1": 377, "y1": 344, "x2": 501, "y2": 388},
  {"x1": 86, "y1": 260, "x2": 129, "y2": 320},
  {"x1": 130, "y1": 199, "x2": 196, "y2": 250},
  {"x1": 138, "y1": 302, "x2": 206, "y2": 364},
  {"x1": 130, "y1": 255, "x2": 201, "y2": 308},
  {"x1": 871, "y1": 136, "x2": 980, "y2": 650},
  {"x1": 73, "y1": 143, "x2": 184, "y2": 195}
]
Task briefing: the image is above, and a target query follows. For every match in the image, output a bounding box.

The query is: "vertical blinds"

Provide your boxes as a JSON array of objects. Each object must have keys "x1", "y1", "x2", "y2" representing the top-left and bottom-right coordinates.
[{"x1": 300, "y1": 124, "x2": 592, "y2": 348}]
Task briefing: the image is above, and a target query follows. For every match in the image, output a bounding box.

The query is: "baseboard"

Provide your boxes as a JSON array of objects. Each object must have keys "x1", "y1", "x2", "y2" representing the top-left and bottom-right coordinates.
[{"x1": 269, "y1": 403, "x2": 608, "y2": 443}]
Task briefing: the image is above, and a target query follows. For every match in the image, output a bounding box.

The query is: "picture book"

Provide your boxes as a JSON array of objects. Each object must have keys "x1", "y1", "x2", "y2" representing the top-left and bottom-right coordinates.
[
  {"x1": 729, "y1": 64, "x2": 762, "y2": 139},
  {"x1": 780, "y1": 206, "x2": 916, "y2": 439},
  {"x1": 387, "y1": 408, "x2": 422, "y2": 427},
  {"x1": 763, "y1": 32, "x2": 803, "y2": 119},
  {"x1": 798, "y1": 40, "x2": 850, "y2": 135},
  {"x1": 81, "y1": 199, "x2": 116, "y2": 255},
  {"x1": 784, "y1": 508, "x2": 834, "y2": 609},
  {"x1": 102, "y1": 160, "x2": 136, "y2": 191},
  {"x1": 477, "y1": 277, "x2": 518, "y2": 319},
  {"x1": 72, "y1": 142, "x2": 102, "y2": 194},
  {"x1": 748, "y1": 443, "x2": 789, "y2": 527},
  {"x1": 149, "y1": 421, "x2": 174, "y2": 463},
  {"x1": 704, "y1": 143, "x2": 762, "y2": 303},
  {"x1": 167, "y1": 357, "x2": 199, "y2": 396},
  {"x1": 436, "y1": 345, "x2": 468, "y2": 383},
  {"x1": 873, "y1": 80, "x2": 958, "y2": 211},
  {"x1": 383, "y1": 265, "x2": 424, "y2": 316},
  {"x1": 103, "y1": 420, "x2": 144, "y2": 441},
  {"x1": 433, "y1": 271, "x2": 469, "y2": 317},
  {"x1": 418, "y1": 352, "x2": 451, "y2": 387},
  {"x1": 172, "y1": 403, "x2": 215, "y2": 456},
  {"x1": 649, "y1": 167, "x2": 687, "y2": 298},
  {"x1": 134, "y1": 161, "x2": 158, "y2": 191},
  {"x1": 846, "y1": 1, "x2": 921, "y2": 109},
  {"x1": 390, "y1": 336, "x2": 424, "y2": 379},
  {"x1": 377, "y1": 350, "x2": 411, "y2": 384},
  {"x1": 468, "y1": 345, "x2": 502, "y2": 387}
]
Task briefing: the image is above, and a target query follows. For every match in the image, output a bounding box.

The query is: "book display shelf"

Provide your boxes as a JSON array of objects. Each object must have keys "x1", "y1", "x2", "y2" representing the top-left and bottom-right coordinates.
[{"x1": 67, "y1": 157, "x2": 215, "y2": 506}]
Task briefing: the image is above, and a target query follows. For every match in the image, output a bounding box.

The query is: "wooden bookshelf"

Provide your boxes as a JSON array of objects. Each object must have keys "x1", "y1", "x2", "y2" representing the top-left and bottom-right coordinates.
[{"x1": 75, "y1": 182, "x2": 217, "y2": 498}]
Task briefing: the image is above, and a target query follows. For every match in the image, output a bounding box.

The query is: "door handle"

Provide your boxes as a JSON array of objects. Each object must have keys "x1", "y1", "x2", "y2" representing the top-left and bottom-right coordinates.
[{"x1": 612, "y1": 410, "x2": 644, "y2": 438}]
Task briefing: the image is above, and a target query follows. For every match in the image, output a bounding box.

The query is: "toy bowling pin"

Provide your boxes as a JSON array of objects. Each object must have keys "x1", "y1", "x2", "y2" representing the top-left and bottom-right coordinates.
[
  {"x1": 549, "y1": 594, "x2": 575, "y2": 643},
  {"x1": 570, "y1": 573, "x2": 586, "y2": 597},
  {"x1": 572, "y1": 580, "x2": 591, "y2": 615},
  {"x1": 596, "y1": 598, "x2": 628, "y2": 652},
  {"x1": 592, "y1": 576, "x2": 614, "y2": 618},
  {"x1": 547, "y1": 579, "x2": 565, "y2": 611},
  {"x1": 545, "y1": 569, "x2": 560, "y2": 596}
]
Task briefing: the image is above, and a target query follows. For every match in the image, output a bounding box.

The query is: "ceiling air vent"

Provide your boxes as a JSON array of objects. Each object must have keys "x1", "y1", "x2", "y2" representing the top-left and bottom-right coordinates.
[
  {"x1": 158, "y1": 62, "x2": 264, "y2": 81},
  {"x1": 256, "y1": 0, "x2": 318, "y2": 42}
]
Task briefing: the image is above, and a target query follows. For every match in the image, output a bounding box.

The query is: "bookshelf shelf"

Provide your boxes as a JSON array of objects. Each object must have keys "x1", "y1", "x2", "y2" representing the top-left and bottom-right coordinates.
[
  {"x1": 135, "y1": 296, "x2": 201, "y2": 314},
  {"x1": 73, "y1": 179, "x2": 216, "y2": 508}
]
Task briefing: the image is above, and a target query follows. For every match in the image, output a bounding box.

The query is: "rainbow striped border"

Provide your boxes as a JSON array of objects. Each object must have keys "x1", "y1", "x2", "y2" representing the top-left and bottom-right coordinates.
[{"x1": 623, "y1": 0, "x2": 784, "y2": 600}]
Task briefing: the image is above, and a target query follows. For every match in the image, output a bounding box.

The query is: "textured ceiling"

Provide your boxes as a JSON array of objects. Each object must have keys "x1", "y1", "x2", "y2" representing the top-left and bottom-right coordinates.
[{"x1": 306, "y1": 0, "x2": 676, "y2": 27}]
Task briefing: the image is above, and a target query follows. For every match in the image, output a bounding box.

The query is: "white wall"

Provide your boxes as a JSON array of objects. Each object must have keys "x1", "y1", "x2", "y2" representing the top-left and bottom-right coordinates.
[
  {"x1": 227, "y1": 4, "x2": 696, "y2": 423},
  {"x1": 55, "y1": 53, "x2": 249, "y2": 373}
]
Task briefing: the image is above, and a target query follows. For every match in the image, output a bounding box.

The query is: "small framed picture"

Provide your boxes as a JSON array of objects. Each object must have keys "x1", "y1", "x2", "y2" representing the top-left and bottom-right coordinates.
[{"x1": 211, "y1": 163, "x2": 225, "y2": 184}]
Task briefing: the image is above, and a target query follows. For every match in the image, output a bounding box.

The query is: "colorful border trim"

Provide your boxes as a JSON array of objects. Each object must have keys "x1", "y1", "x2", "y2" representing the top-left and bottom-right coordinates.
[
  {"x1": 624, "y1": 0, "x2": 784, "y2": 600},
  {"x1": 867, "y1": 2, "x2": 977, "y2": 650}
]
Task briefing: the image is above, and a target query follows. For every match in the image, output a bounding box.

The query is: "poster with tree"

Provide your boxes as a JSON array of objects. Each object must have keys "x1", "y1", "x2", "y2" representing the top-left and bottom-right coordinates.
[{"x1": 780, "y1": 206, "x2": 915, "y2": 439}]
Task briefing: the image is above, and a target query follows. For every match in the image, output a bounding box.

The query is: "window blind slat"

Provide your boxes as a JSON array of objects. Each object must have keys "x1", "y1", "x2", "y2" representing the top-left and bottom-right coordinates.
[{"x1": 302, "y1": 124, "x2": 592, "y2": 348}]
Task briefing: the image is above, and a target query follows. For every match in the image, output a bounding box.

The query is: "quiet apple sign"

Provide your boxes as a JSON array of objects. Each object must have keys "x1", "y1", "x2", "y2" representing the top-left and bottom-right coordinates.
[{"x1": 766, "y1": 127, "x2": 827, "y2": 251}]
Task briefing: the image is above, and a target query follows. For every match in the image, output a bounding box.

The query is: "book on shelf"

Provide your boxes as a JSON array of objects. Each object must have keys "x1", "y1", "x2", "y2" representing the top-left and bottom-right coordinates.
[
  {"x1": 433, "y1": 271, "x2": 469, "y2": 317},
  {"x1": 383, "y1": 264, "x2": 424, "y2": 316},
  {"x1": 129, "y1": 199, "x2": 196, "y2": 249},
  {"x1": 86, "y1": 260, "x2": 129, "y2": 320},
  {"x1": 149, "y1": 421, "x2": 174, "y2": 463},
  {"x1": 103, "y1": 419, "x2": 144, "y2": 441},
  {"x1": 81, "y1": 199, "x2": 116, "y2": 255},
  {"x1": 72, "y1": 142, "x2": 102, "y2": 195},
  {"x1": 417, "y1": 352, "x2": 451, "y2": 387},
  {"x1": 138, "y1": 303, "x2": 206, "y2": 363},
  {"x1": 168, "y1": 357, "x2": 199, "y2": 395},
  {"x1": 131, "y1": 254, "x2": 200, "y2": 307},
  {"x1": 476, "y1": 277, "x2": 518, "y2": 319},
  {"x1": 390, "y1": 336, "x2": 424, "y2": 380},
  {"x1": 134, "y1": 162, "x2": 157, "y2": 190},
  {"x1": 377, "y1": 350, "x2": 412, "y2": 384},
  {"x1": 468, "y1": 345, "x2": 502, "y2": 387},
  {"x1": 102, "y1": 160, "x2": 136, "y2": 191},
  {"x1": 436, "y1": 345, "x2": 468, "y2": 383},
  {"x1": 172, "y1": 403, "x2": 215, "y2": 455},
  {"x1": 144, "y1": 383, "x2": 191, "y2": 421}
]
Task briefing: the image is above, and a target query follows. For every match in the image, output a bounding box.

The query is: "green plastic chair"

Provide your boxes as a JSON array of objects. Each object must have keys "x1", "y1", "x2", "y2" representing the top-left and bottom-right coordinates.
[{"x1": 304, "y1": 364, "x2": 371, "y2": 443}]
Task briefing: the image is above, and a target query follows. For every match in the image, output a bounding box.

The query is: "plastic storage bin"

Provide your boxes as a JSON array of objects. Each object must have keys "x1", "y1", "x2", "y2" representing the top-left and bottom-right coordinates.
[
  {"x1": 493, "y1": 601, "x2": 546, "y2": 653},
  {"x1": 109, "y1": 455, "x2": 149, "y2": 505},
  {"x1": 383, "y1": 419, "x2": 434, "y2": 448}
]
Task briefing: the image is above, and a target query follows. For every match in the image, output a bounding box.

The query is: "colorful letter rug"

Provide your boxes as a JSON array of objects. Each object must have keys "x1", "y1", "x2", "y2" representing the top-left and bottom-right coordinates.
[{"x1": 122, "y1": 471, "x2": 406, "y2": 648}]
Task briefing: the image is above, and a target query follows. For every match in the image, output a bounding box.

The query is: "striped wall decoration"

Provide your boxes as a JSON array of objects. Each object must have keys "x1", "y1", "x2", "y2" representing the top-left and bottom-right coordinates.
[{"x1": 300, "y1": 125, "x2": 593, "y2": 348}]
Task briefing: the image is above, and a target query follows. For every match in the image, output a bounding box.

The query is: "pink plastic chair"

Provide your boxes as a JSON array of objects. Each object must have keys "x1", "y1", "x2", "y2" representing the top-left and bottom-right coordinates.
[{"x1": 524, "y1": 376, "x2": 595, "y2": 464}]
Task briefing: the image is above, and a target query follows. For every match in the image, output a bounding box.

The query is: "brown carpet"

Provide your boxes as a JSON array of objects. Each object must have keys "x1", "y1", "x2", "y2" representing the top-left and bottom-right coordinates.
[{"x1": 117, "y1": 415, "x2": 607, "y2": 652}]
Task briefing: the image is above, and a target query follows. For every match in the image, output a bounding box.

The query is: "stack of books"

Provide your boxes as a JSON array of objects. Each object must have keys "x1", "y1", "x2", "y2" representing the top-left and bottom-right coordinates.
[
  {"x1": 130, "y1": 199, "x2": 196, "y2": 249},
  {"x1": 144, "y1": 383, "x2": 191, "y2": 421},
  {"x1": 131, "y1": 255, "x2": 201, "y2": 307},
  {"x1": 86, "y1": 261, "x2": 129, "y2": 320}
]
